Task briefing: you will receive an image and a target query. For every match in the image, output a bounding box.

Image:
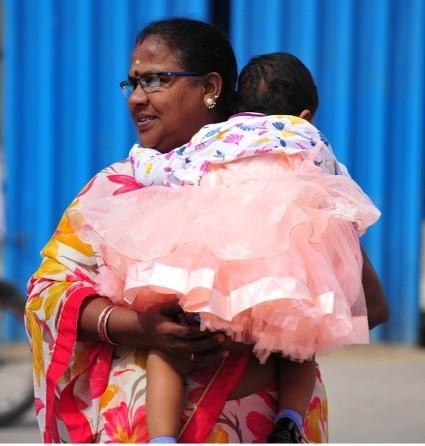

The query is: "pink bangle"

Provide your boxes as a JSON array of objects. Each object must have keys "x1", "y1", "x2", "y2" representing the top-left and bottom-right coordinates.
[{"x1": 97, "y1": 304, "x2": 119, "y2": 345}]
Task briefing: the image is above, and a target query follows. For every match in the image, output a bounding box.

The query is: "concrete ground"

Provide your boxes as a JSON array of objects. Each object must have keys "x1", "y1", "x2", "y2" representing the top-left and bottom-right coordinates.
[
  {"x1": 318, "y1": 344, "x2": 425, "y2": 443},
  {"x1": 0, "y1": 343, "x2": 424, "y2": 443}
]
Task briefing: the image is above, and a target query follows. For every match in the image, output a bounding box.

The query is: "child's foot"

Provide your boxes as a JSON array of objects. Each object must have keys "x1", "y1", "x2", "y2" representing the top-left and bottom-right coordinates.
[{"x1": 267, "y1": 417, "x2": 304, "y2": 443}]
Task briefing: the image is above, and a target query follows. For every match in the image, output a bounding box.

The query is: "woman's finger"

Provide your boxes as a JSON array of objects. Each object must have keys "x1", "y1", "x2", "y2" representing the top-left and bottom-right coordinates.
[
  {"x1": 162, "y1": 331, "x2": 226, "y2": 355},
  {"x1": 156, "y1": 299, "x2": 183, "y2": 318},
  {"x1": 137, "y1": 302, "x2": 228, "y2": 356},
  {"x1": 170, "y1": 324, "x2": 218, "y2": 339}
]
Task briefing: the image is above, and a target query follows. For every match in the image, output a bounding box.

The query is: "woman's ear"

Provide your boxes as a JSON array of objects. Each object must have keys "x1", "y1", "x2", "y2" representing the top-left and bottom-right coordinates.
[
  {"x1": 299, "y1": 109, "x2": 313, "y2": 122},
  {"x1": 202, "y1": 72, "x2": 223, "y2": 110}
]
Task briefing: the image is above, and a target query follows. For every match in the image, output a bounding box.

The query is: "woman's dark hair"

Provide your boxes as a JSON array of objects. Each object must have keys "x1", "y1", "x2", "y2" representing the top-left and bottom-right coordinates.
[
  {"x1": 136, "y1": 18, "x2": 237, "y2": 118},
  {"x1": 235, "y1": 52, "x2": 319, "y2": 117}
]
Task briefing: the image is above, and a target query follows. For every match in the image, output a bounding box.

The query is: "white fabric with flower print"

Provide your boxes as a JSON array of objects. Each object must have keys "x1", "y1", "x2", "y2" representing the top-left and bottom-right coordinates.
[{"x1": 129, "y1": 113, "x2": 348, "y2": 187}]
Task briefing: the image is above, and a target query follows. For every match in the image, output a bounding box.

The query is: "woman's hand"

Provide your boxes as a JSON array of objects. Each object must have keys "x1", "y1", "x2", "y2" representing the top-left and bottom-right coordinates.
[
  {"x1": 79, "y1": 297, "x2": 231, "y2": 367},
  {"x1": 136, "y1": 300, "x2": 228, "y2": 367}
]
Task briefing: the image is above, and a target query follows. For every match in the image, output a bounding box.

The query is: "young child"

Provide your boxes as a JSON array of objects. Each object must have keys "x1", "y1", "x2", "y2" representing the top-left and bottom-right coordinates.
[{"x1": 70, "y1": 53, "x2": 380, "y2": 443}]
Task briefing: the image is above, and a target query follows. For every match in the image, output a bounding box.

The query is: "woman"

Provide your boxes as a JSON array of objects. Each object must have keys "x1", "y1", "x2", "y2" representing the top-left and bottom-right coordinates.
[{"x1": 25, "y1": 18, "x2": 388, "y2": 443}]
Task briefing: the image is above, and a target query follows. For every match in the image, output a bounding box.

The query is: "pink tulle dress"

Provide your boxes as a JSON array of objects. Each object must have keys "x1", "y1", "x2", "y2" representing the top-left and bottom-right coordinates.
[{"x1": 69, "y1": 114, "x2": 381, "y2": 363}]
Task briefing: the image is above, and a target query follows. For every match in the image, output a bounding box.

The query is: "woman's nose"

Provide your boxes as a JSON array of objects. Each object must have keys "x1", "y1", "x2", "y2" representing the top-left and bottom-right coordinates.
[{"x1": 128, "y1": 85, "x2": 149, "y2": 107}]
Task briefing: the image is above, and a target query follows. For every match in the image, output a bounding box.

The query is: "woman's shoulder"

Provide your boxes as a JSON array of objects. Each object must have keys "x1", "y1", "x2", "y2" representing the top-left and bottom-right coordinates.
[
  {"x1": 76, "y1": 158, "x2": 141, "y2": 203},
  {"x1": 100, "y1": 158, "x2": 133, "y2": 176}
]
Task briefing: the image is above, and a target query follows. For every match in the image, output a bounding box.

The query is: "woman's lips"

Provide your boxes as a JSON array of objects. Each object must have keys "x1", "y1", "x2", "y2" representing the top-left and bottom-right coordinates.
[{"x1": 136, "y1": 116, "x2": 156, "y2": 130}]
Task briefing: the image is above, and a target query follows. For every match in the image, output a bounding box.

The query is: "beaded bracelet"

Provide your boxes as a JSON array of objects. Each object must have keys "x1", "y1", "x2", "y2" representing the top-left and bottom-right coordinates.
[{"x1": 97, "y1": 304, "x2": 119, "y2": 345}]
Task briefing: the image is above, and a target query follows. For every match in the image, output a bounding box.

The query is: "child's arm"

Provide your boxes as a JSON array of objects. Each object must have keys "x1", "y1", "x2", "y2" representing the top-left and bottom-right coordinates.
[{"x1": 361, "y1": 246, "x2": 390, "y2": 328}]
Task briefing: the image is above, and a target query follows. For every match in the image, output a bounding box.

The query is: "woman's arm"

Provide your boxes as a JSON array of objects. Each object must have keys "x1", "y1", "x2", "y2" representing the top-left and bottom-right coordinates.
[
  {"x1": 77, "y1": 296, "x2": 227, "y2": 366},
  {"x1": 361, "y1": 246, "x2": 390, "y2": 328}
]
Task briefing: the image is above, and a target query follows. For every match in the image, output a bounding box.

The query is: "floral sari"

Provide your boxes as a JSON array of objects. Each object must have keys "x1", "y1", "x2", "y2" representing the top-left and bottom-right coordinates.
[{"x1": 25, "y1": 158, "x2": 328, "y2": 443}]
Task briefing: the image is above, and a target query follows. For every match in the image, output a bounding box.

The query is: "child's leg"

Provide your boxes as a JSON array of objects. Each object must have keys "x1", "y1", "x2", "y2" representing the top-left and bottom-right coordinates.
[
  {"x1": 268, "y1": 357, "x2": 316, "y2": 443},
  {"x1": 146, "y1": 349, "x2": 186, "y2": 443},
  {"x1": 277, "y1": 357, "x2": 316, "y2": 418}
]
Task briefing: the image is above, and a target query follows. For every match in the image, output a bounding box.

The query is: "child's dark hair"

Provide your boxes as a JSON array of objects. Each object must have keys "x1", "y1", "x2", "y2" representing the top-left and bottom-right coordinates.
[{"x1": 234, "y1": 52, "x2": 319, "y2": 117}]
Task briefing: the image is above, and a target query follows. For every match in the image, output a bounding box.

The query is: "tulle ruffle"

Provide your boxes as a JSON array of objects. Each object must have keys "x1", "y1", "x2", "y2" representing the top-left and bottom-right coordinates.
[{"x1": 68, "y1": 155, "x2": 379, "y2": 362}]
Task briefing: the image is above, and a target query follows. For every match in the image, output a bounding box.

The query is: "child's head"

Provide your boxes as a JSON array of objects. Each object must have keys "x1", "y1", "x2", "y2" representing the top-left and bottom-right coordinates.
[{"x1": 234, "y1": 52, "x2": 319, "y2": 121}]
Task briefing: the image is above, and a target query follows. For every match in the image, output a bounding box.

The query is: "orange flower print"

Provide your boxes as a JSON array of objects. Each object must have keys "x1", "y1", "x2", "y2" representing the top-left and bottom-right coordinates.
[
  {"x1": 103, "y1": 402, "x2": 149, "y2": 443},
  {"x1": 304, "y1": 396, "x2": 328, "y2": 443},
  {"x1": 205, "y1": 425, "x2": 230, "y2": 443}
]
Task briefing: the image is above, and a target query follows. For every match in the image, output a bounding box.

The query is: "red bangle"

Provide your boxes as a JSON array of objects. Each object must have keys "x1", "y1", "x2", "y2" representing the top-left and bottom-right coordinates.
[{"x1": 97, "y1": 304, "x2": 119, "y2": 345}]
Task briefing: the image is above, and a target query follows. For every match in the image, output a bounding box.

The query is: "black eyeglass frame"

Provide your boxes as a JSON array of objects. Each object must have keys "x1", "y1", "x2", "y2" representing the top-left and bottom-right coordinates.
[{"x1": 119, "y1": 71, "x2": 205, "y2": 96}]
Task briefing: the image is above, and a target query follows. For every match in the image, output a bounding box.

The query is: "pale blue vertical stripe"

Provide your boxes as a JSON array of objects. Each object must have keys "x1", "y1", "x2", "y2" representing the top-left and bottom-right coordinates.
[
  {"x1": 230, "y1": 0, "x2": 319, "y2": 76},
  {"x1": 231, "y1": 0, "x2": 285, "y2": 70},
  {"x1": 380, "y1": 0, "x2": 405, "y2": 342},
  {"x1": 3, "y1": 0, "x2": 22, "y2": 340},
  {"x1": 167, "y1": 0, "x2": 210, "y2": 19},
  {"x1": 314, "y1": 0, "x2": 354, "y2": 167},
  {"x1": 18, "y1": 0, "x2": 53, "y2": 285},
  {"x1": 344, "y1": 0, "x2": 390, "y2": 340},
  {"x1": 382, "y1": 0, "x2": 425, "y2": 342},
  {"x1": 94, "y1": 0, "x2": 133, "y2": 167},
  {"x1": 230, "y1": 0, "x2": 249, "y2": 67},
  {"x1": 33, "y1": 0, "x2": 55, "y2": 240},
  {"x1": 73, "y1": 0, "x2": 94, "y2": 190},
  {"x1": 54, "y1": 0, "x2": 93, "y2": 208},
  {"x1": 402, "y1": 0, "x2": 425, "y2": 342},
  {"x1": 278, "y1": 0, "x2": 319, "y2": 71},
  {"x1": 4, "y1": 0, "x2": 20, "y2": 283}
]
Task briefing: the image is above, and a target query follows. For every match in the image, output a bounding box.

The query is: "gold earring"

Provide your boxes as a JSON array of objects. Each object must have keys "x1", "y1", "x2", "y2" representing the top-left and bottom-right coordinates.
[{"x1": 204, "y1": 97, "x2": 216, "y2": 110}]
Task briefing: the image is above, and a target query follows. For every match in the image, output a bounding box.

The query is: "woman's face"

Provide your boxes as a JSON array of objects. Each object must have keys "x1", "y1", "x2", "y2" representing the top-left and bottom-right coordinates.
[{"x1": 127, "y1": 35, "x2": 213, "y2": 152}]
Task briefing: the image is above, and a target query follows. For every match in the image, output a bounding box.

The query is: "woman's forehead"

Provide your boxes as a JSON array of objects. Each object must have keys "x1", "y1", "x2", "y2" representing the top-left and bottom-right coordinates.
[{"x1": 130, "y1": 35, "x2": 182, "y2": 74}]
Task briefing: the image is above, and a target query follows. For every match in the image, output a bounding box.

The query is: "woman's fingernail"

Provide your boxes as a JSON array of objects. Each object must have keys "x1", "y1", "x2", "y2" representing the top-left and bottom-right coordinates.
[{"x1": 223, "y1": 350, "x2": 230, "y2": 358}]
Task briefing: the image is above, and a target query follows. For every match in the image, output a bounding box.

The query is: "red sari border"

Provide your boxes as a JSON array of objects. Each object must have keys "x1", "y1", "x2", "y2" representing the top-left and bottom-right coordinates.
[
  {"x1": 179, "y1": 351, "x2": 250, "y2": 442},
  {"x1": 44, "y1": 284, "x2": 99, "y2": 443}
]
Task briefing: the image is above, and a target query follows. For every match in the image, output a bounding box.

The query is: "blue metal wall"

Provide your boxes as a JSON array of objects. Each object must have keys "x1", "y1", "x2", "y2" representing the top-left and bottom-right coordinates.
[
  {"x1": 3, "y1": 0, "x2": 425, "y2": 343},
  {"x1": 3, "y1": 0, "x2": 210, "y2": 286},
  {"x1": 230, "y1": 0, "x2": 425, "y2": 343}
]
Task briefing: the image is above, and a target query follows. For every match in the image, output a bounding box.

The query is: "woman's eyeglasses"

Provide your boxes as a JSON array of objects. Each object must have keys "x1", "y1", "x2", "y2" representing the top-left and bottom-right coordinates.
[{"x1": 120, "y1": 72, "x2": 204, "y2": 97}]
